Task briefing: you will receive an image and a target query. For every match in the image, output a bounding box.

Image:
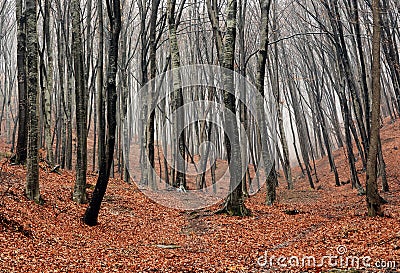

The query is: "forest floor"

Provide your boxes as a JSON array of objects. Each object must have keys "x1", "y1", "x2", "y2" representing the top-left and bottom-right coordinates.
[{"x1": 0, "y1": 122, "x2": 400, "y2": 272}]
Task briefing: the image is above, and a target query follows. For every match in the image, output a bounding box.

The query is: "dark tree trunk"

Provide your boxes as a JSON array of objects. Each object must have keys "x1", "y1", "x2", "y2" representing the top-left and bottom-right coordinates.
[
  {"x1": 97, "y1": 0, "x2": 105, "y2": 175},
  {"x1": 366, "y1": 0, "x2": 383, "y2": 217},
  {"x1": 84, "y1": 0, "x2": 121, "y2": 226},
  {"x1": 350, "y1": 0, "x2": 371, "y2": 138},
  {"x1": 15, "y1": 0, "x2": 28, "y2": 165},
  {"x1": 146, "y1": 0, "x2": 161, "y2": 188}
]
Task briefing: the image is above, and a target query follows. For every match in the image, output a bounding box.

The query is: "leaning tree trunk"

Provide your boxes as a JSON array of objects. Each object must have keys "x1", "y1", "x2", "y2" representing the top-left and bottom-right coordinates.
[
  {"x1": 282, "y1": 49, "x2": 314, "y2": 189},
  {"x1": 25, "y1": 0, "x2": 41, "y2": 203},
  {"x1": 84, "y1": 0, "x2": 121, "y2": 226},
  {"x1": 366, "y1": 0, "x2": 383, "y2": 217},
  {"x1": 71, "y1": 0, "x2": 88, "y2": 204},
  {"x1": 15, "y1": 0, "x2": 28, "y2": 165},
  {"x1": 351, "y1": 0, "x2": 371, "y2": 137},
  {"x1": 270, "y1": 7, "x2": 292, "y2": 189}
]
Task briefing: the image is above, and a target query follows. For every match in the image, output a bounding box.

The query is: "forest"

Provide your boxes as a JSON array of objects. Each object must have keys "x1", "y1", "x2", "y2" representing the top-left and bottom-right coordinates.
[{"x1": 0, "y1": 0, "x2": 399, "y2": 271}]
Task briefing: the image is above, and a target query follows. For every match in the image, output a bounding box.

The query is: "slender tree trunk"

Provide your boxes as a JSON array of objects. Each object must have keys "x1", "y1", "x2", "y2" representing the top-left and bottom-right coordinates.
[
  {"x1": 338, "y1": 83, "x2": 363, "y2": 194},
  {"x1": 55, "y1": 6, "x2": 66, "y2": 168},
  {"x1": 255, "y1": 0, "x2": 277, "y2": 204},
  {"x1": 71, "y1": 0, "x2": 88, "y2": 204},
  {"x1": 146, "y1": 0, "x2": 161, "y2": 189},
  {"x1": 366, "y1": 0, "x2": 383, "y2": 217},
  {"x1": 378, "y1": 138, "x2": 389, "y2": 192},
  {"x1": 97, "y1": 0, "x2": 105, "y2": 174},
  {"x1": 283, "y1": 51, "x2": 314, "y2": 189},
  {"x1": 138, "y1": 0, "x2": 149, "y2": 185},
  {"x1": 15, "y1": 0, "x2": 28, "y2": 165},
  {"x1": 65, "y1": 61, "x2": 73, "y2": 170},
  {"x1": 351, "y1": 0, "x2": 371, "y2": 137},
  {"x1": 206, "y1": 0, "x2": 223, "y2": 64},
  {"x1": 84, "y1": 0, "x2": 121, "y2": 226},
  {"x1": 43, "y1": 0, "x2": 53, "y2": 165}
]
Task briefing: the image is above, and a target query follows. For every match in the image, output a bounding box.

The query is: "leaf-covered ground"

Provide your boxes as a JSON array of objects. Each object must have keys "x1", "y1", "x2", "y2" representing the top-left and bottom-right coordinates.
[{"x1": 1, "y1": 122, "x2": 400, "y2": 272}]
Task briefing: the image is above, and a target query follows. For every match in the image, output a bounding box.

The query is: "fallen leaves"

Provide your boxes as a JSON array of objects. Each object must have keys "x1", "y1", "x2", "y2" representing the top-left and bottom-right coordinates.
[{"x1": 0, "y1": 122, "x2": 399, "y2": 272}]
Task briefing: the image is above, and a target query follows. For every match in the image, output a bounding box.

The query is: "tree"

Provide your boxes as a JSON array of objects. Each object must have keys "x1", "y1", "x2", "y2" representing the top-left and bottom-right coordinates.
[
  {"x1": 255, "y1": 0, "x2": 277, "y2": 204},
  {"x1": 146, "y1": 0, "x2": 161, "y2": 188},
  {"x1": 14, "y1": 0, "x2": 28, "y2": 165},
  {"x1": 71, "y1": 0, "x2": 88, "y2": 204},
  {"x1": 269, "y1": 13, "x2": 293, "y2": 190},
  {"x1": 42, "y1": 0, "x2": 54, "y2": 166},
  {"x1": 167, "y1": 0, "x2": 186, "y2": 189},
  {"x1": 366, "y1": 0, "x2": 383, "y2": 217},
  {"x1": 84, "y1": 0, "x2": 122, "y2": 226},
  {"x1": 25, "y1": 0, "x2": 41, "y2": 203},
  {"x1": 97, "y1": 0, "x2": 105, "y2": 174},
  {"x1": 221, "y1": 0, "x2": 249, "y2": 216}
]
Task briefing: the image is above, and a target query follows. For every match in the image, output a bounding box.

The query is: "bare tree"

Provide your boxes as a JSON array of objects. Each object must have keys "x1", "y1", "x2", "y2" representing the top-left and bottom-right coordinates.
[
  {"x1": 42, "y1": 0, "x2": 54, "y2": 165},
  {"x1": 221, "y1": 0, "x2": 249, "y2": 216},
  {"x1": 255, "y1": 0, "x2": 277, "y2": 204},
  {"x1": 167, "y1": 0, "x2": 186, "y2": 189},
  {"x1": 366, "y1": 0, "x2": 383, "y2": 217},
  {"x1": 71, "y1": 0, "x2": 88, "y2": 204},
  {"x1": 14, "y1": 0, "x2": 27, "y2": 165},
  {"x1": 25, "y1": 0, "x2": 41, "y2": 203},
  {"x1": 84, "y1": 0, "x2": 122, "y2": 226}
]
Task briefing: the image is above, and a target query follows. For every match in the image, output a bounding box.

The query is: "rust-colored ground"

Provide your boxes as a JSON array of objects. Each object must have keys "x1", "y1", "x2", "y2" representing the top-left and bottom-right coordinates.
[{"x1": 0, "y1": 121, "x2": 399, "y2": 272}]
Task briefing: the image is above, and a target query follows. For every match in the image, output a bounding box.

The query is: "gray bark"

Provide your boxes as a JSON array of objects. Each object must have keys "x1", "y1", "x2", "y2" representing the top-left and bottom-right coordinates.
[
  {"x1": 71, "y1": 0, "x2": 88, "y2": 204},
  {"x1": 222, "y1": 0, "x2": 249, "y2": 216},
  {"x1": 25, "y1": 0, "x2": 41, "y2": 203}
]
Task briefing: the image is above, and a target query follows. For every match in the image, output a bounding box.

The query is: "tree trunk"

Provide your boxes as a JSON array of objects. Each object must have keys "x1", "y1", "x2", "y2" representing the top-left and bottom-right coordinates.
[
  {"x1": 84, "y1": 0, "x2": 121, "y2": 226},
  {"x1": 255, "y1": 0, "x2": 277, "y2": 204},
  {"x1": 167, "y1": 0, "x2": 186, "y2": 189},
  {"x1": 15, "y1": 0, "x2": 28, "y2": 165},
  {"x1": 222, "y1": 0, "x2": 249, "y2": 216},
  {"x1": 43, "y1": 0, "x2": 54, "y2": 165},
  {"x1": 25, "y1": 0, "x2": 41, "y2": 203},
  {"x1": 351, "y1": 0, "x2": 371, "y2": 138},
  {"x1": 71, "y1": 0, "x2": 88, "y2": 204},
  {"x1": 366, "y1": 0, "x2": 383, "y2": 217},
  {"x1": 146, "y1": 0, "x2": 161, "y2": 188},
  {"x1": 97, "y1": 0, "x2": 105, "y2": 174}
]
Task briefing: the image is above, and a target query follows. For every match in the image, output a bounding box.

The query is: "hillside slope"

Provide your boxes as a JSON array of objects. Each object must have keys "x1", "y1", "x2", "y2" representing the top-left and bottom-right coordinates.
[{"x1": 0, "y1": 122, "x2": 400, "y2": 272}]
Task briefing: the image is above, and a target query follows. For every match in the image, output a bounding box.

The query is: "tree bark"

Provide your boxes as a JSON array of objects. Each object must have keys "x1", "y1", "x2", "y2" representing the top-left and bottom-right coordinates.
[
  {"x1": 97, "y1": 0, "x2": 105, "y2": 174},
  {"x1": 146, "y1": 0, "x2": 161, "y2": 188},
  {"x1": 71, "y1": 0, "x2": 88, "y2": 204},
  {"x1": 255, "y1": 0, "x2": 277, "y2": 204},
  {"x1": 25, "y1": 0, "x2": 41, "y2": 203},
  {"x1": 15, "y1": 0, "x2": 28, "y2": 165},
  {"x1": 43, "y1": 0, "x2": 54, "y2": 165},
  {"x1": 366, "y1": 0, "x2": 383, "y2": 217},
  {"x1": 167, "y1": 0, "x2": 186, "y2": 189},
  {"x1": 222, "y1": 0, "x2": 249, "y2": 216},
  {"x1": 84, "y1": 0, "x2": 121, "y2": 226}
]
